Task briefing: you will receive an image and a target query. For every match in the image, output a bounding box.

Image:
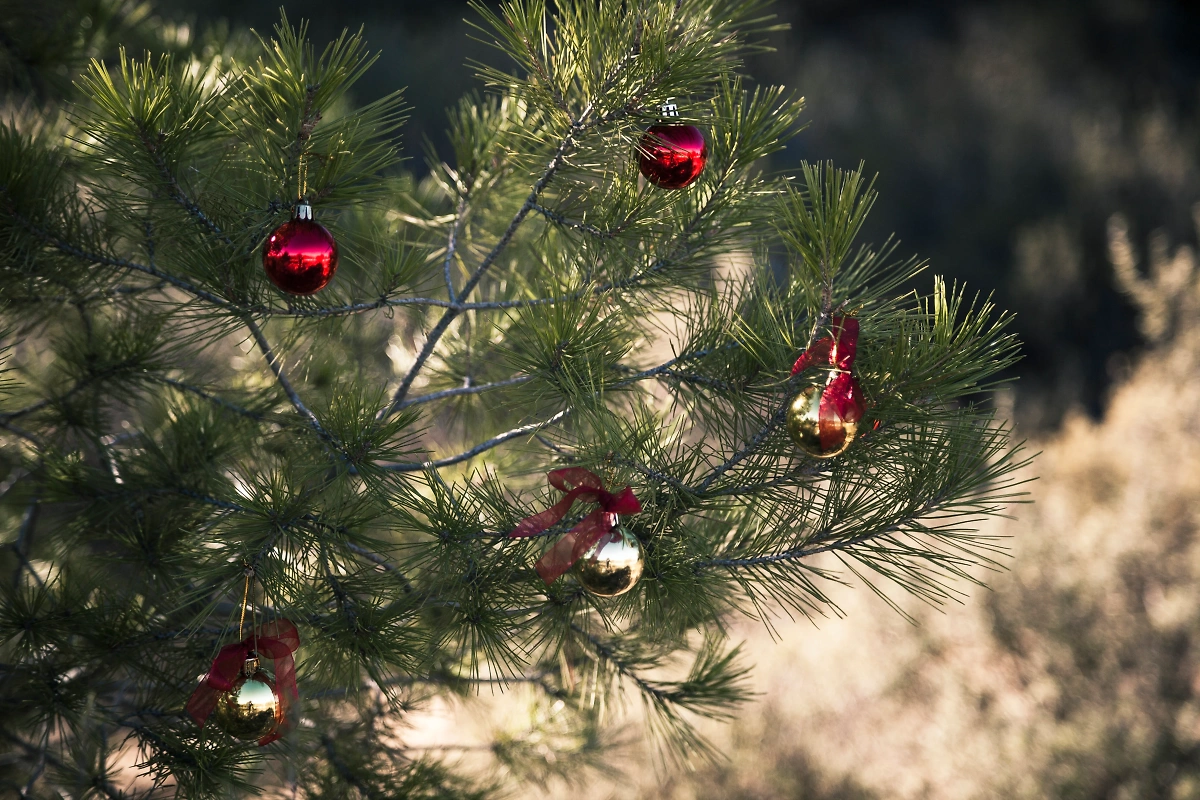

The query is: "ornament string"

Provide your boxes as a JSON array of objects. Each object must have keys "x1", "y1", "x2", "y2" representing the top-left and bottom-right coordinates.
[
  {"x1": 236, "y1": 565, "x2": 261, "y2": 660},
  {"x1": 791, "y1": 315, "x2": 867, "y2": 450},
  {"x1": 508, "y1": 468, "x2": 642, "y2": 584},
  {"x1": 237, "y1": 566, "x2": 252, "y2": 640}
]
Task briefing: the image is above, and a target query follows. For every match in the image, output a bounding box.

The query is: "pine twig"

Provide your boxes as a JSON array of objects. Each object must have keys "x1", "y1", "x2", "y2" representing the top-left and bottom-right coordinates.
[
  {"x1": 530, "y1": 202, "x2": 619, "y2": 238},
  {"x1": 382, "y1": 120, "x2": 586, "y2": 415},
  {"x1": 380, "y1": 409, "x2": 572, "y2": 472},
  {"x1": 396, "y1": 374, "x2": 533, "y2": 410},
  {"x1": 174, "y1": 489, "x2": 417, "y2": 594},
  {"x1": 0, "y1": 419, "x2": 45, "y2": 448},
  {"x1": 10, "y1": 486, "x2": 42, "y2": 589},
  {"x1": 41, "y1": 234, "x2": 236, "y2": 310},
  {"x1": 147, "y1": 376, "x2": 266, "y2": 420},
  {"x1": 321, "y1": 734, "x2": 386, "y2": 800},
  {"x1": 243, "y1": 317, "x2": 338, "y2": 448},
  {"x1": 443, "y1": 196, "x2": 467, "y2": 298},
  {"x1": 380, "y1": 76, "x2": 642, "y2": 418},
  {"x1": 137, "y1": 125, "x2": 233, "y2": 247},
  {"x1": 694, "y1": 402, "x2": 790, "y2": 493},
  {"x1": 344, "y1": 542, "x2": 415, "y2": 594},
  {"x1": 3, "y1": 732, "x2": 130, "y2": 800}
]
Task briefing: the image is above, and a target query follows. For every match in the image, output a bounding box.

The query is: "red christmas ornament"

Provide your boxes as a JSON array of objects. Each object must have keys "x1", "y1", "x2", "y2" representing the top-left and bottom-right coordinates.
[
  {"x1": 508, "y1": 467, "x2": 642, "y2": 585},
  {"x1": 638, "y1": 100, "x2": 707, "y2": 190},
  {"x1": 262, "y1": 203, "x2": 338, "y2": 295}
]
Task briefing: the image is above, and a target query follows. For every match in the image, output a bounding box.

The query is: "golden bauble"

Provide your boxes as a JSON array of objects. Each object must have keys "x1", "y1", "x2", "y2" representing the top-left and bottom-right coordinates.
[
  {"x1": 575, "y1": 525, "x2": 644, "y2": 598},
  {"x1": 211, "y1": 662, "x2": 280, "y2": 742},
  {"x1": 786, "y1": 384, "x2": 857, "y2": 459}
]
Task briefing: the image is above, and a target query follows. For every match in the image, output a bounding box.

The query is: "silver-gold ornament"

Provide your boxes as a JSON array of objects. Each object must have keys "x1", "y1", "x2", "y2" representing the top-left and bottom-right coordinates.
[
  {"x1": 211, "y1": 656, "x2": 281, "y2": 742},
  {"x1": 574, "y1": 523, "x2": 644, "y2": 597},
  {"x1": 786, "y1": 383, "x2": 858, "y2": 458}
]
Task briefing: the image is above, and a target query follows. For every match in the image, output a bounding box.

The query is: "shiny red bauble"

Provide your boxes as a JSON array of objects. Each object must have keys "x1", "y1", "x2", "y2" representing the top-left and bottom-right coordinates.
[
  {"x1": 638, "y1": 123, "x2": 707, "y2": 190},
  {"x1": 262, "y1": 205, "x2": 338, "y2": 295}
]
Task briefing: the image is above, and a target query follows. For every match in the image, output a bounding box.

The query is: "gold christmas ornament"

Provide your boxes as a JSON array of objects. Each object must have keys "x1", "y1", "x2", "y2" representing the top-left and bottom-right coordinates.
[
  {"x1": 574, "y1": 524, "x2": 644, "y2": 597},
  {"x1": 210, "y1": 656, "x2": 281, "y2": 742},
  {"x1": 786, "y1": 384, "x2": 858, "y2": 458}
]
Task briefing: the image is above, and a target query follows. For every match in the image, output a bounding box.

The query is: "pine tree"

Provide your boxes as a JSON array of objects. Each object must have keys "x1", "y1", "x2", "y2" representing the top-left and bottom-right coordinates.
[{"x1": 0, "y1": 1, "x2": 1027, "y2": 797}]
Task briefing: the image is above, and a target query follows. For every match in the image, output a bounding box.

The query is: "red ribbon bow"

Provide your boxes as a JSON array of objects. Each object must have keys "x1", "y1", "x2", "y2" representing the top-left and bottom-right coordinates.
[
  {"x1": 508, "y1": 467, "x2": 642, "y2": 585},
  {"x1": 186, "y1": 619, "x2": 300, "y2": 746},
  {"x1": 791, "y1": 316, "x2": 867, "y2": 450}
]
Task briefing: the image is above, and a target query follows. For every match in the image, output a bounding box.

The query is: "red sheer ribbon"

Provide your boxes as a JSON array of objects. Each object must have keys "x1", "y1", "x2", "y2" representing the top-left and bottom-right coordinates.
[
  {"x1": 186, "y1": 618, "x2": 300, "y2": 746},
  {"x1": 791, "y1": 316, "x2": 867, "y2": 450},
  {"x1": 508, "y1": 468, "x2": 642, "y2": 585}
]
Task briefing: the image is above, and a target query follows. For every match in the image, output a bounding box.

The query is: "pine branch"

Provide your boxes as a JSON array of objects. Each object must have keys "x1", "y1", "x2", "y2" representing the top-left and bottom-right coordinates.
[
  {"x1": 10, "y1": 486, "x2": 41, "y2": 590},
  {"x1": 380, "y1": 408, "x2": 571, "y2": 471},
  {"x1": 2, "y1": 732, "x2": 131, "y2": 800},
  {"x1": 382, "y1": 76, "x2": 642, "y2": 417},
  {"x1": 135, "y1": 123, "x2": 233, "y2": 247},
  {"x1": 0, "y1": 355, "x2": 155, "y2": 425},
  {"x1": 243, "y1": 317, "x2": 338, "y2": 448},
  {"x1": 147, "y1": 376, "x2": 266, "y2": 420},
  {"x1": 321, "y1": 734, "x2": 387, "y2": 800},
  {"x1": 529, "y1": 202, "x2": 620, "y2": 239},
  {"x1": 571, "y1": 623, "x2": 670, "y2": 702},
  {"x1": 383, "y1": 123, "x2": 585, "y2": 415},
  {"x1": 174, "y1": 488, "x2": 417, "y2": 593},
  {"x1": 0, "y1": 419, "x2": 44, "y2": 448},
  {"x1": 343, "y1": 542, "x2": 415, "y2": 594},
  {"x1": 17, "y1": 217, "x2": 236, "y2": 310},
  {"x1": 693, "y1": 400, "x2": 790, "y2": 493},
  {"x1": 2, "y1": 282, "x2": 169, "y2": 307},
  {"x1": 386, "y1": 346, "x2": 728, "y2": 473},
  {"x1": 309, "y1": 668, "x2": 560, "y2": 699},
  {"x1": 444, "y1": 196, "x2": 467, "y2": 298},
  {"x1": 695, "y1": 495, "x2": 950, "y2": 570},
  {"x1": 396, "y1": 375, "x2": 533, "y2": 410},
  {"x1": 322, "y1": 546, "x2": 360, "y2": 631}
]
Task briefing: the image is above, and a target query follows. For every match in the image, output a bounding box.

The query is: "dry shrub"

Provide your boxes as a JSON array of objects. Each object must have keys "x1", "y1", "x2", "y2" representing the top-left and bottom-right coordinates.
[{"x1": 616, "y1": 208, "x2": 1200, "y2": 799}]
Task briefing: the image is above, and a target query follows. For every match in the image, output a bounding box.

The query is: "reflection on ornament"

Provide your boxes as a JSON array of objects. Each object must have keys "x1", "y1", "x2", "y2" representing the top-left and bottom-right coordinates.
[
  {"x1": 638, "y1": 99, "x2": 706, "y2": 190},
  {"x1": 574, "y1": 523, "x2": 644, "y2": 597},
  {"x1": 210, "y1": 657, "x2": 281, "y2": 742},
  {"x1": 639, "y1": 124, "x2": 707, "y2": 189},
  {"x1": 262, "y1": 203, "x2": 338, "y2": 295},
  {"x1": 787, "y1": 383, "x2": 858, "y2": 458}
]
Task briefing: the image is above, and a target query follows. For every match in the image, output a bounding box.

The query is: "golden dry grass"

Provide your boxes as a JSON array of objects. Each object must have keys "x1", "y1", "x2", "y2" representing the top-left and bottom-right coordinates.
[{"x1": 614, "y1": 212, "x2": 1200, "y2": 800}]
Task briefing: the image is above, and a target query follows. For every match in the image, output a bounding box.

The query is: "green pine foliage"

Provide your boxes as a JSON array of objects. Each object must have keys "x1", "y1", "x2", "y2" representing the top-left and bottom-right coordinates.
[{"x1": 0, "y1": 1, "x2": 1028, "y2": 796}]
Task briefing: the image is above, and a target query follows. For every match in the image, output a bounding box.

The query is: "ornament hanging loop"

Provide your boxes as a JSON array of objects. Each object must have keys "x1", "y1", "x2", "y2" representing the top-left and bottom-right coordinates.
[
  {"x1": 237, "y1": 565, "x2": 255, "y2": 641},
  {"x1": 297, "y1": 150, "x2": 309, "y2": 203},
  {"x1": 660, "y1": 97, "x2": 679, "y2": 117}
]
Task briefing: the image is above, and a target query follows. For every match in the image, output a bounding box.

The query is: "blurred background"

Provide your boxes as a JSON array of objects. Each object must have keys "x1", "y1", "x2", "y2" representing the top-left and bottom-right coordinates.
[{"x1": 5, "y1": 0, "x2": 1200, "y2": 796}]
